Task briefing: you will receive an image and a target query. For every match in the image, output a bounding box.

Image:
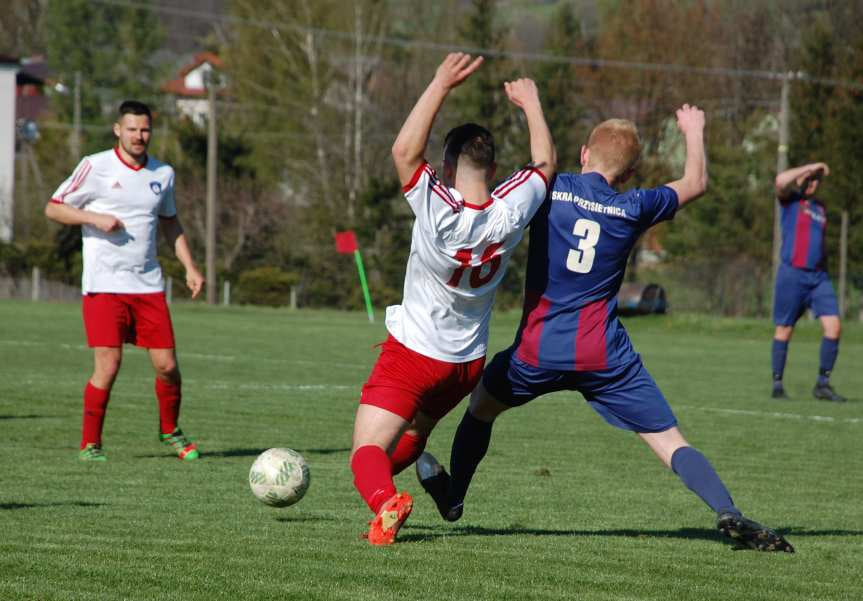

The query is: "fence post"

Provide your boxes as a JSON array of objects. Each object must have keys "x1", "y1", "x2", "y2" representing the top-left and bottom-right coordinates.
[
  {"x1": 290, "y1": 286, "x2": 297, "y2": 310},
  {"x1": 31, "y1": 266, "x2": 40, "y2": 301},
  {"x1": 166, "y1": 277, "x2": 173, "y2": 304},
  {"x1": 223, "y1": 280, "x2": 230, "y2": 306}
]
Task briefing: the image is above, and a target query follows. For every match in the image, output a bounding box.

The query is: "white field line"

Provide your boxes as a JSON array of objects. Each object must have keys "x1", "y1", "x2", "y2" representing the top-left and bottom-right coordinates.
[
  {"x1": 1, "y1": 338, "x2": 369, "y2": 370},
  {"x1": 200, "y1": 381, "x2": 355, "y2": 391},
  {"x1": 677, "y1": 404, "x2": 863, "y2": 425},
  {"x1": 8, "y1": 339, "x2": 859, "y2": 424},
  {"x1": 21, "y1": 376, "x2": 357, "y2": 392}
]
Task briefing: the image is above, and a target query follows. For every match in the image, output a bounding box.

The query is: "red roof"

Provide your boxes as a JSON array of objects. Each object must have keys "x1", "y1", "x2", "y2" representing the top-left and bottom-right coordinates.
[{"x1": 162, "y1": 51, "x2": 223, "y2": 97}]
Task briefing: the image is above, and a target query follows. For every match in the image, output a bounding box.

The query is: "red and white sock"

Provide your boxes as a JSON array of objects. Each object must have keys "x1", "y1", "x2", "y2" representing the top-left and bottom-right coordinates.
[
  {"x1": 81, "y1": 382, "x2": 110, "y2": 449},
  {"x1": 155, "y1": 378, "x2": 181, "y2": 435},
  {"x1": 351, "y1": 445, "x2": 396, "y2": 514},
  {"x1": 390, "y1": 431, "x2": 427, "y2": 475}
]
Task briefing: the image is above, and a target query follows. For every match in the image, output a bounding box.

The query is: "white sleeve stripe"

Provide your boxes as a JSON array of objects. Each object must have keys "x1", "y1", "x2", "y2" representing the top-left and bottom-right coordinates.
[
  {"x1": 431, "y1": 181, "x2": 460, "y2": 212},
  {"x1": 494, "y1": 169, "x2": 533, "y2": 198},
  {"x1": 423, "y1": 165, "x2": 460, "y2": 212},
  {"x1": 433, "y1": 179, "x2": 457, "y2": 205},
  {"x1": 493, "y1": 169, "x2": 529, "y2": 196},
  {"x1": 59, "y1": 161, "x2": 92, "y2": 200}
]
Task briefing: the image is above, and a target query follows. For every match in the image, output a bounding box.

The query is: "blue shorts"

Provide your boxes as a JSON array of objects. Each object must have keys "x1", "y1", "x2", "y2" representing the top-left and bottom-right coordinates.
[
  {"x1": 773, "y1": 264, "x2": 839, "y2": 326},
  {"x1": 482, "y1": 347, "x2": 677, "y2": 433}
]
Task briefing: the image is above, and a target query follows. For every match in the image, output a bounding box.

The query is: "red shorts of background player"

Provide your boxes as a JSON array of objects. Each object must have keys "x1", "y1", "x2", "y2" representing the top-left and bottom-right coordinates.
[
  {"x1": 360, "y1": 335, "x2": 485, "y2": 422},
  {"x1": 82, "y1": 292, "x2": 176, "y2": 349}
]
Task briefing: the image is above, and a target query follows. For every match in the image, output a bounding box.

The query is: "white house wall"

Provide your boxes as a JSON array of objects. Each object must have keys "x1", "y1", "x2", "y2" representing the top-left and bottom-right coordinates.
[{"x1": 0, "y1": 64, "x2": 18, "y2": 243}]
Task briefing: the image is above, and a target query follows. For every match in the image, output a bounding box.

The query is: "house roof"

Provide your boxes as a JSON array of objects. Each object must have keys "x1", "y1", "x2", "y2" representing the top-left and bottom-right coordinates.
[
  {"x1": 18, "y1": 56, "x2": 49, "y2": 82},
  {"x1": 162, "y1": 51, "x2": 223, "y2": 97}
]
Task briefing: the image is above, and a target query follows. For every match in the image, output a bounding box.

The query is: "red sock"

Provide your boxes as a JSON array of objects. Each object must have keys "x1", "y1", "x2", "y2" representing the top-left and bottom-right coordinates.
[
  {"x1": 390, "y1": 432, "x2": 427, "y2": 475},
  {"x1": 81, "y1": 382, "x2": 110, "y2": 449},
  {"x1": 351, "y1": 445, "x2": 396, "y2": 513},
  {"x1": 155, "y1": 378, "x2": 181, "y2": 435}
]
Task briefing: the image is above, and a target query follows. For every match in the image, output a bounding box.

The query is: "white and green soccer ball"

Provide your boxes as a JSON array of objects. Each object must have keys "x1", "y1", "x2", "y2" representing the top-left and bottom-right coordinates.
[{"x1": 249, "y1": 448, "x2": 310, "y2": 507}]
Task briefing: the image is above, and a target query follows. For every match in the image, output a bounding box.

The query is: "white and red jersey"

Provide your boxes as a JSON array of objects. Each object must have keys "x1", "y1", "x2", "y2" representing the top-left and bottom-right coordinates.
[
  {"x1": 51, "y1": 148, "x2": 177, "y2": 294},
  {"x1": 386, "y1": 161, "x2": 548, "y2": 362}
]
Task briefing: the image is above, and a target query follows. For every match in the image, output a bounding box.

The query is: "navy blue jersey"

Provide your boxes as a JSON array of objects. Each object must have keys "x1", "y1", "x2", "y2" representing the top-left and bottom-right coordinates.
[
  {"x1": 780, "y1": 192, "x2": 827, "y2": 271},
  {"x1": 512, "y1": 172, "x2": 678, "y2": 370}
]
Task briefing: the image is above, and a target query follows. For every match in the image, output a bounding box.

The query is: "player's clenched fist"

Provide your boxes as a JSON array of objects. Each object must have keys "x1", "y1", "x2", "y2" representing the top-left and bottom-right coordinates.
[
  {"x1": 91, "y1": 213, "x2": 125, "y2": 233},
  {"x1": 433, "y1": 52, "x2": 484, "y2": 90},
  {"x1": 675, "y1": 104, "x2": 705, "y2": 135},
  {"x1": 504, "y1": 78, "x2": 540, "y2": 110}
]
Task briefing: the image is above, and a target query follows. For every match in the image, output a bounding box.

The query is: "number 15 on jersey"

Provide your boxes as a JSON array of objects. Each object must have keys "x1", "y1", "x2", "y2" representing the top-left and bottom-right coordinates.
[{"x1": 566, "y1": 218, "x2": 600, "y2": 274}]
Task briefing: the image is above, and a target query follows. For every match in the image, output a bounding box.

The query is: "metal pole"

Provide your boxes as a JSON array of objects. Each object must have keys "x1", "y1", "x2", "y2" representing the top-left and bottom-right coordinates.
[
  {"x1": 838, "y1": 209, "x2": 848, "y2": 317},
  {"x1": 223, "y1": 280, "x2": 230, "y2": 306},
  {"x1": 771, "y1": 74, "x2": 790, "y2": 299},
  {"x1": 31, "y1": 266, "x2": 40, "y2": 301},
  {"x1": 205, "y1": 71, "x2": 218, "y2": 305}
]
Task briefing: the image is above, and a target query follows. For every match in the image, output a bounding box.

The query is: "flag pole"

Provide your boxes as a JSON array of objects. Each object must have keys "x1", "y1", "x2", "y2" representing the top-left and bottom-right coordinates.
[{"x1": 354, "y1": 249, "x2": 374, "y2": 323}]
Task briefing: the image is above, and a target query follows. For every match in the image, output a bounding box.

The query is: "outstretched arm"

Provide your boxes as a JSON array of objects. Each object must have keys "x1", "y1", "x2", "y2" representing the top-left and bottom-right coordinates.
[
  {"x1": 665, "y1": 104, "x2": 707, "y2": 208},
  {"x1": 391, "y1": 53, "x2": 483, "y2": 186},
  {"x1": 775, "y1": 162, "x2": 829, "y2": 201},
  {"x1": 160, "y1": 216, "x2": 204, "y2": 299},
  {"x1": 503, "y1": 78, "x2": 556, "y2": 181}
]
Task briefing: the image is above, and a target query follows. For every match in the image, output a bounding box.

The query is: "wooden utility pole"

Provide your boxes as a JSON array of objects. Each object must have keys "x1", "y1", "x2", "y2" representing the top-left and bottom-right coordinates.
[
  {"x1": 71, "y1": 71, "x2": 82, "y2": 160},
  {"x1": 205, "y1": 71, "x2": 218, "y2": 305},
  {"x1": 772, "y1": 74, "x2": 791, "y2": 289}
]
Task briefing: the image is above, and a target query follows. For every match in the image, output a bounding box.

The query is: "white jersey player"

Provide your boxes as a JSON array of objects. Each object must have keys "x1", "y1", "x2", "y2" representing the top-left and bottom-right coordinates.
[
  {"x1": 349, "y1": 53, "x2": 557, "y2": 546},
  {"x1": 388, "y1": 161, "x2": 548, "y2": 362},
  {"x1": 45, "y1": 100, "x2": 204, "y2": 463},
  {"x1": 53, "y1": 148, "x2": 176, "y2": 294}
]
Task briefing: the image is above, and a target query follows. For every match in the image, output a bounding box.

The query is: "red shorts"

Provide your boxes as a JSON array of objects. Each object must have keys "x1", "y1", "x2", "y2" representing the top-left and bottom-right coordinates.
[
  {"x1": 360, "y1": 335, "x2": 485, "y2": 422},
  {"x1": 82, "y1": 292, "x2": 176, "y2": 349}
]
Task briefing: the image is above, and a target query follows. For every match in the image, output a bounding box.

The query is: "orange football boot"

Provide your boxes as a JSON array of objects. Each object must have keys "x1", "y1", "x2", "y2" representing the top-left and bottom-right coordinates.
[{"x1": 365, "y1": 491, "x2": 413, "y2": 546}]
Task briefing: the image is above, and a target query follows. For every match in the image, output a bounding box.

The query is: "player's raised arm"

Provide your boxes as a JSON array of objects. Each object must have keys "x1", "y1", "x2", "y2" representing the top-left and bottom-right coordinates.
[
  {"x1": 504, "y1": 78, "x2": 556, "y2": 181},
  {"x1": 665, "y1": 104, "x2": 707, "y2": 208},
  {"x1": 774, "y1": 162, "x2": 829, "y2": 201},
  {"x1": 391, "y1": 53, "x2": 483, "y2": 186}
]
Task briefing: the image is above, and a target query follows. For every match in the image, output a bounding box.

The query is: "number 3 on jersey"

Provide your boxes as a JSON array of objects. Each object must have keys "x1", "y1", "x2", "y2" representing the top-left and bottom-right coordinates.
[{"x1": 566, "y1": 219, "x2": 601, "y2": 274}]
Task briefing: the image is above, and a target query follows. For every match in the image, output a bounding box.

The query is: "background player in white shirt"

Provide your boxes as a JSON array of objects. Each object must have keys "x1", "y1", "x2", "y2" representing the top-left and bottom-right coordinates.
[
  {"x1": 350, "y1": 53, "x2": 556, "y2": 545},
  {"x1": 45, "y1": 100, "x2": 204, "y2": 462}
]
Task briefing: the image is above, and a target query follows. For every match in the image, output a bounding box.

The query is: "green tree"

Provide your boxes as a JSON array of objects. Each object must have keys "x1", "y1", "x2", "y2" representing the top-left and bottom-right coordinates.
[
  {"x1": 452, "y1": 0, "x2": 522, "y2": 169},
  {"x1": 0, "y1": 0, "x2": 43, "y2": 56},
  {"x1": 532, "y1": 2, "x2": 587, "y2": 171},
  {"x1": 43, "y1": 0, "x2": 165, "y2": 157}
]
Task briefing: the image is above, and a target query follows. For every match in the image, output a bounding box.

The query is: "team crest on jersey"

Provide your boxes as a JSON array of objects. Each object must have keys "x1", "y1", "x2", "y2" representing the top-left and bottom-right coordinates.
[{"x1": 149, "y1": 181, "x2": 162, "y2": 195}]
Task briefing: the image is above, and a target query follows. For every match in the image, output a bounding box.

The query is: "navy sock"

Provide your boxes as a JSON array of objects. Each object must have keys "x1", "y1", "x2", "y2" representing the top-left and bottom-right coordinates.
[
  {"x1": 671, "y1": 447, "x2": 739, "y2": 516},
  {"x1": 771, "y1": 339, "x2": 789, "y2": 382},
  {"x1": 818, "y1": 337, "x2": 839, "y2": 386},
  {"x1": 448, "y1": 410, "x2": 494, "y2": 507}
]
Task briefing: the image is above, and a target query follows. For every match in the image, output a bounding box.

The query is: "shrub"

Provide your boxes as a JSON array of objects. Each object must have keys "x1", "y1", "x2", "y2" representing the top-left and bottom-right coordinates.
[{"x1": 235, "y1": 266, "x2": 299, "y2": 307}]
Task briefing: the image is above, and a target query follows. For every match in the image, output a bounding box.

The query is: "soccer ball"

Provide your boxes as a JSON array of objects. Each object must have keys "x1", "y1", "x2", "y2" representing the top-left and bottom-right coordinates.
[{"x1": 249, "y1": 448, "x2": 310, "y2": 507}]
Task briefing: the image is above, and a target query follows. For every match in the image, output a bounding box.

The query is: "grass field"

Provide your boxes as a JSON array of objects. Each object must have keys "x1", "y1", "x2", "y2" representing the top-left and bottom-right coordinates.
[{"x1": 1, "y1": 300, "x2": 861, "y2": 601}]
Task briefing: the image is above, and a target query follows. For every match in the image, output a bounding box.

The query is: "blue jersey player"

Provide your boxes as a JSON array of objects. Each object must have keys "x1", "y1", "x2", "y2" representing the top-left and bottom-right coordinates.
[
  {"x1": 771, "y1": 162, "x2": 845, "y2": 402},
  {"x1": 416, "y1": 105, "x2": 794, "y2": 552}
]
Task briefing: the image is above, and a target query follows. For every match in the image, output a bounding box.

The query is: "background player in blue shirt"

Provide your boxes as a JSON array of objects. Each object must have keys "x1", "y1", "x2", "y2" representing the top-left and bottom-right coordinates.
[
  {"x1": 417, "y1": 105, "x2": 794, "y2": 552},
  {"x1": 771, "y1": 162, "x2": 845, "y2": 402}
]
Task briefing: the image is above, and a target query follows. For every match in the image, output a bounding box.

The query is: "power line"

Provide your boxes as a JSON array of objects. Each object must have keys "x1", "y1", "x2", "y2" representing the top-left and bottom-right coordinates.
[{"x1": 90, "y1": 0, "x2": 863, "y2": 91}]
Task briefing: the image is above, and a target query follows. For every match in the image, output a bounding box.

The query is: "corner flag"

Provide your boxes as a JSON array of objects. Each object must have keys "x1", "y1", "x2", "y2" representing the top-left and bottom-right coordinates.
[{"x1": 335, "y1": 230, "x2": 374, "y2": 323}]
